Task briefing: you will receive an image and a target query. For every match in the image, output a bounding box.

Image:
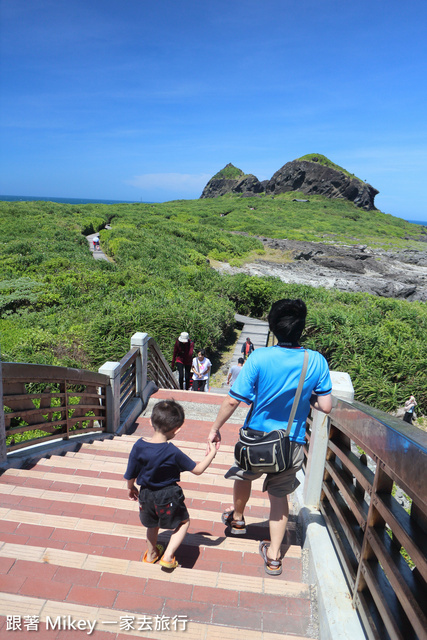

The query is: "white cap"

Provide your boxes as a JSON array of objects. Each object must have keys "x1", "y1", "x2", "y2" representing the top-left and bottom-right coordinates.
[{"x1": 178, "y1": 332, "x2": 189, "y2": 343}]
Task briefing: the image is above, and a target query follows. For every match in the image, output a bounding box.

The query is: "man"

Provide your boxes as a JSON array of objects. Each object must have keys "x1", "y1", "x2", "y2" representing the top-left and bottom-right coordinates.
[
  {"x1": 227, "y1": 357, "x2": 244, "y2": 387},
  {"x1": 208, "y1": 299, "x2": 332, "y2": 576}
]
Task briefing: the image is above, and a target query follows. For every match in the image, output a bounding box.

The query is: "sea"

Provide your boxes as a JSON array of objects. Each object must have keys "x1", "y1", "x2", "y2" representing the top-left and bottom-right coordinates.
[
  {"x1": 406, "y1": 219, "x2": 427, "y2": 226},
  {"x1": 0, "y1": 195, "x2": 426, "y2": 225},
  {"x1": 0, "y1": 195, "x2": 139, "y2": 206}
]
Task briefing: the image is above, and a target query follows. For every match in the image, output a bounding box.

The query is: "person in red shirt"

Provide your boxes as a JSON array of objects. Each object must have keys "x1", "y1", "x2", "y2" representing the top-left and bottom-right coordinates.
[
  {"x1": 241, "y1": 337, "x2": 255, "y2": 361},
  {"x1": 172, "y1": 332, "x2": 194, "y2": 390}
]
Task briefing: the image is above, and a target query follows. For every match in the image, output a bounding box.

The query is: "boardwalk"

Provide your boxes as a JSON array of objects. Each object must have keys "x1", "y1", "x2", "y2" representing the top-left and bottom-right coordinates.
[
  {"x1": 0, "y1": 390, "x2": 315, "y2": 640},
  {"x1": 87, "y1": 232, "x2": 109, "y2": 261}
]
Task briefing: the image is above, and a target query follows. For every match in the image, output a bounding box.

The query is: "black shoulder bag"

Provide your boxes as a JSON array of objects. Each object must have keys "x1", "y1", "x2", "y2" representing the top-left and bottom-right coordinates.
[{"x1": 234, "y1": 350, "x2": 309, "y2": 474}]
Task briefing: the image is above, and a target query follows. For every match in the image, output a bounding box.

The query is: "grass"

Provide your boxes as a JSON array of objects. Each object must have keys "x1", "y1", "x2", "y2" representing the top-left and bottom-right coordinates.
[
  {"x1": 158, "y1": 193, "x2": 425, "y2": 249},
  {"x1": 296, "y1": 153, "x2": 365, "y2": 182},
  {"x1": 212, "y1": 163, "x2": 246, "y2": 181}
]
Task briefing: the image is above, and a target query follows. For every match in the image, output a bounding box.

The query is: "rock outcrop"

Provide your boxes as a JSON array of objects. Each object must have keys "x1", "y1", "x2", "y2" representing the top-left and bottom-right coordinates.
[
  {"x1": 212, "y1": 235, "x2": 427, "y2": 302},
  {"x1": 200, "y1": 164, "x2": 264, "y2": 198},
  {"x1": 265, "y1": 159, "x2": 378, "y2": 210},
  {"x1": 200, "y1": 156, "x2": 379, "y2": 210},
  {"x1": 232, "y1": 174, "x2": 265, "y2": 195}
]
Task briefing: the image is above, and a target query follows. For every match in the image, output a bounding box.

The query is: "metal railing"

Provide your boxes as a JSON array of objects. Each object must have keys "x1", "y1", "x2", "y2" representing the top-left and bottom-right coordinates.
[
  {"x1": 305, "y1": 399, "x2": 427, "y2": 640},
  {"x1": 147, "y1": 337, "x2": 179, "y2": 390},
  {"x1": 2, "y1": 363, "x2": 108, "y2": 452}
]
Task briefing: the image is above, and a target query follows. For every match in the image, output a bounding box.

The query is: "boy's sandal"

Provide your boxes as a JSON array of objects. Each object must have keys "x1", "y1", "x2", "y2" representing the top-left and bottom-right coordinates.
[
  {"x1": 221, "y1": 509, "x2": 246, "y2": 535},
  {"x1": 259, "y1": 541, "x2": 282, "y2": 576},
  {"x1": 159, "y1": 555, "x2": 179, "y2": 570},
  {"x1": 143, "y1": 544, "x2": 164, "y2": 564}
]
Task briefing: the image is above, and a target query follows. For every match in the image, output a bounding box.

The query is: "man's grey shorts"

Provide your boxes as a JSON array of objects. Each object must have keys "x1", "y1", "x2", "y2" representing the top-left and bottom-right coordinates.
[{"x1": 224, "y1": 441, "x2": 304, "y2": 497}]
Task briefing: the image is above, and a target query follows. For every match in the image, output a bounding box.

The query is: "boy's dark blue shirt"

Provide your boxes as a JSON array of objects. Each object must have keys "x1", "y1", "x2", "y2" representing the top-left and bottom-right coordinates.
[{"x1": 124, "y1": 439, "x2": 196, "y2": 489}]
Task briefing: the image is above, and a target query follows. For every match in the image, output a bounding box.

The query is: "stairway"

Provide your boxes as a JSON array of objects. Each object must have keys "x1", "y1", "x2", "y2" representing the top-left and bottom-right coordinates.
[{"x1": 0, "y1": 390, "x2": 316, "y2": 639}]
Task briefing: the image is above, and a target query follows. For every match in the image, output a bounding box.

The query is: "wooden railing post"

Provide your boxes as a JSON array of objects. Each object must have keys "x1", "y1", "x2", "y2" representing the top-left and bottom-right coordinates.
[
  {"x1": 130, "y1": 332, "x2": 149, "y2": 396},
  {"x1": 304, "y1": 371, "x2": 354, "y2": 508},
  {"x1": 0, "y1": 360, "x2": 7, "y2": 464},
  {"x1": 98, "y1": 361, "x2": 121, "y2": 433}
]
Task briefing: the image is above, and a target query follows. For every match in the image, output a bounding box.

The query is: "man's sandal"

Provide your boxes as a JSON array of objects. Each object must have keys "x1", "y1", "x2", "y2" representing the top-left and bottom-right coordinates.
[
  {"x1": 221, "y1": 509, "x2": 246, "y2": 535},
  {"x1": 142, "y1": 544, "x2": 164, "y2": 564},
  {"x1": 159, "y1": 555, "x2": 179, "y2": 570},
  {"x1": 259, "y1": 541, "x2": 282, "y2": 576}
]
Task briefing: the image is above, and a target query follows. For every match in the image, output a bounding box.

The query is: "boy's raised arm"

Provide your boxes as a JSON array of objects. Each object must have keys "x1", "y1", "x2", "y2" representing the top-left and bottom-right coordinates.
[{"x1": 191, "y1": 441, "x2": 217, "y2": 476}]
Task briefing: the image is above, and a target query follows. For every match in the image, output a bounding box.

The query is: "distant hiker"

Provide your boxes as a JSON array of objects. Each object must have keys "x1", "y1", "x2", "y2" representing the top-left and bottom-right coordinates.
[
  {"x1": 93, "y1": 235, "x2": 100, "y2": 251},
  {"x1": 124, "y1": 399, "x2": 216, "y2": 569},
  {"x1": 191, "y1": 349, "x2": 211, "y2": 392},
  {"x1": 403, "y1": 395, "x2": 417, "y2": 424},
  {"x1": 172, "y1": 332, "x2": 194, "y2": 390},
  {"x1": 241, "y1": 337, "x2": 255, "y2": 361},
  {"x1": 227, "y1": 358, "x2": 244, "y2": 387}
]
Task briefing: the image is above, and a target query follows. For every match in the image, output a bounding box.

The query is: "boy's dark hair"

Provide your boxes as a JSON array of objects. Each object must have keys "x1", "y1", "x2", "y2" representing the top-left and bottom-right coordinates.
[
  {"x1": 268, "y1": 298, "x2": 307, "y2": 343},
  {"x1": 151, "y1": 399, "x2": 185, "y2": 434},
  {"x1": 197, "y1": 349, "x2": 206, "y2": 356},
  {"x1": 238, "y1": 358, "x2": 244, "y2": 365}
]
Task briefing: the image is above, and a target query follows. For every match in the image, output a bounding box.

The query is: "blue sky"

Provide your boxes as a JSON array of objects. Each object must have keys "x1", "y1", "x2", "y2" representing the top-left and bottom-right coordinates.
[{"x1": 1, "y1": 0, "x2": 426, "y2": 220}]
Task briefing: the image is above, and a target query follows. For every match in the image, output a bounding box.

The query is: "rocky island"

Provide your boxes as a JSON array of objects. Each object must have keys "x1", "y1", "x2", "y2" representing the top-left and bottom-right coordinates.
[
  {"x1": 201, "y1": 153, "x2": 378, "y2": 210},
  {"x1": 201, "y1": 155, "x2": 427, "y2": 301}
]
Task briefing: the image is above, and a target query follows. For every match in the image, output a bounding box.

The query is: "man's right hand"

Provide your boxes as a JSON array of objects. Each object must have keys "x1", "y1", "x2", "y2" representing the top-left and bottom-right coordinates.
[{"x1": 207, "y1": 428, "x2": 221, "y2": 452}]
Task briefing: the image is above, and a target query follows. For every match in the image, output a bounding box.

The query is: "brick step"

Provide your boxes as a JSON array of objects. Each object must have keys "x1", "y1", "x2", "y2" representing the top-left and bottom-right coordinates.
[
  {"x1": 0, "y1": 507, "x2": 301, "y2": 564},
  {"x1": 152, "y1": 389, "x2": 229, "y2": 405},
  {"x1": 8, "y1": 458, "x2": 258, "y2": 492},
  {"x1": 133, "y1": 414, "x2": 246, "y2": 448},
  {"x1": 0, "y1": 402, "x2": 315, "y2": 638},
  {"x1": 0, "y1": 593, "x2": 311, "y2": 639},
  {"x1": 0, "y1": 542, "x2": 307, "y2": 597},
  {"x1": 0, "y1": 488, "x2": 296, "y2": 538},
  {"x1": 0, "y1": 478, "x2": 281, "y2": 522},
  {"x1": 0, "y1": 469, "x2": 271, "y2": 508}
]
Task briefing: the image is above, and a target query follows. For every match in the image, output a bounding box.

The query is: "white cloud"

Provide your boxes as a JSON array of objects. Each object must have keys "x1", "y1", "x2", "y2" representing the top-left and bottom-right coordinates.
[{"x1": 125, "y1": 172, "x2": 211, "y2": 194}]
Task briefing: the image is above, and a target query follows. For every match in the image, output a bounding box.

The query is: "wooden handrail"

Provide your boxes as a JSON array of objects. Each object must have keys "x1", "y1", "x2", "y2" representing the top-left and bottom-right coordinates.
[
  {"x1": 3, "y1": 363, "x2": 109, "y2": 385},
  {"x1": 119, "y1": 347, "x2": 138, "y2": 411},
  {"x1": 2, "y1": 362, "x2": 109, "y2": 452},
  {"x1": 308, "y1": 399, "x2": 427, "y2": 640}
]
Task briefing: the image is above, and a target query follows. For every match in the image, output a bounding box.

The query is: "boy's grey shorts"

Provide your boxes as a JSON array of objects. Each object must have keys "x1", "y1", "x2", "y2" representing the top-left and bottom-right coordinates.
[
  {"x1": 139, "y1": 484, "x2": 189, "y2": 529},
  {"x1": 224, "y1": 441, "x2": 304, "y2": 497}
]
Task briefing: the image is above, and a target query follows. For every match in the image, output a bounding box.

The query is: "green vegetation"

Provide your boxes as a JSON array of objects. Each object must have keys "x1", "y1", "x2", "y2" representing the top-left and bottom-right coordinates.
[
  {"x1": 1, "y1": 197, "x2": 426, "y2": 417},
  {"x1": 212, "y1": 163, "x2": 246, "y2": 180},
  {"x1": 146, "y1": 194, "x2": 424, "y2": 247},
  {"x1": 296, "y1": 153, "x2": 364, "y2": 182}
]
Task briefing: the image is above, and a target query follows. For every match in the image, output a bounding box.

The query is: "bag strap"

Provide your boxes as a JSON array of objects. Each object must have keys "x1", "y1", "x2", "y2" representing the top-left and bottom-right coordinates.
[{"x1": 284, "y1": 350, "x2": 309, "y2": 437}]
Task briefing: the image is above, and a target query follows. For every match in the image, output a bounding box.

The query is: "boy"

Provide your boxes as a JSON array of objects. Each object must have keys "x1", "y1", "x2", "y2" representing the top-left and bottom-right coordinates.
[{"x1": 124, "y1": 399, "x2": 216, "y2": 569}]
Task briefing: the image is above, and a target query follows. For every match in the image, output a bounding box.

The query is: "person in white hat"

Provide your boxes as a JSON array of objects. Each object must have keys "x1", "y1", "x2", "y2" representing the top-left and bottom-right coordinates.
[{"x1": 172, "y1": 332, "x2": 194, "y2": 390}]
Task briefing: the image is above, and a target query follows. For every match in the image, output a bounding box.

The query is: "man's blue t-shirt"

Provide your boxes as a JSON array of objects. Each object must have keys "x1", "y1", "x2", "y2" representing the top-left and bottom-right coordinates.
[
  {"x1": 124, "y1": 439, "x2": 196, "y2": 489},
  {"x1": 229, "y1": 345, "x2": 332, "y2": 444}
]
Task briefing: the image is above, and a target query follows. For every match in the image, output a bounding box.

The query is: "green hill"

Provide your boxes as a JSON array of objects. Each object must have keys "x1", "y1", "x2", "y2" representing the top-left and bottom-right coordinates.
[
  {"x1": 0, "y1": 197, "x2": 426, "y2": 417},
  {"x1": 162, "y1": 192, "x2": 423, "y2": 247}
]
